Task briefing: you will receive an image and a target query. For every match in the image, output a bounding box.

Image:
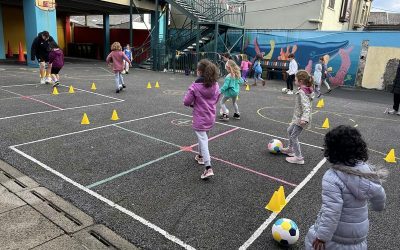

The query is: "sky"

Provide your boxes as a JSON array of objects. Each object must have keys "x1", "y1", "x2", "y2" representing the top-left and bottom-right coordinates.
[{"x1": 371, "y1": 0, "x2": 400, "y2": 13}]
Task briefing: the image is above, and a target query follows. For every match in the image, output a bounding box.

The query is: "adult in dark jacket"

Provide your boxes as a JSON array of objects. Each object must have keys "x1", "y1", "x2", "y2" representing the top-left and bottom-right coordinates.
[
  {"x1": 30, "y1": 31, "x2": 55, "y2": 84},
  {"x1": 388, "y1": 63, "x2": 400, "y2": 115}
]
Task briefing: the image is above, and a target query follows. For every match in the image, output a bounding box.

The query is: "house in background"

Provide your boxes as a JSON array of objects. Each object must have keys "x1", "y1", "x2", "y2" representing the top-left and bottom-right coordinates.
[
  {"x1": 366, "y1": 12, "x2": 400, "y2": 30},
  {"x1": 244, "y1": 0, "x2": 373, "y2": 30}
]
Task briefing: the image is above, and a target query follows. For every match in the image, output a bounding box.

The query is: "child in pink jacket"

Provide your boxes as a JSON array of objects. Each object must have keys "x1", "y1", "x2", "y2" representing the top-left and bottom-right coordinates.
[
  {"x1": 106, "y1": 42, "x2": 131, "y2": 93},
  {"x1": 183, "y1": 59, "x2": 220, "y2": 179}
]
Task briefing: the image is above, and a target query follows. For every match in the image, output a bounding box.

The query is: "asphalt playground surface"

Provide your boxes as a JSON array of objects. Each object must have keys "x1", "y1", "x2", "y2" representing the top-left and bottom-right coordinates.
[{"x1": 0, "y1": 59, "x2": 399, "y2": 249}]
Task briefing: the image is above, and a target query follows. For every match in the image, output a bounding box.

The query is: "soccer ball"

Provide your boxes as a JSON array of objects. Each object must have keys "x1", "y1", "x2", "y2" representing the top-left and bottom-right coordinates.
[
  {"x1": 219, "y1": 108, "x2": 229, "y2": 116},
  {"x1": 282, "y1": 87, "x2": 288, "y2": 93},
  {"x1": 272, "y1": 218, "x2": 299, "y2": 246},
  {"x1": 268, "y1": 139, "x2": 283, "y2": 154}
]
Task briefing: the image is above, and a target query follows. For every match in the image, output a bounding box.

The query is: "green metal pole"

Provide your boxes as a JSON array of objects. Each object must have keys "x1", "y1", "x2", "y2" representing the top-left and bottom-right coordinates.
[
  {"x1": 129, "y1": 0, "x2": 133, "y2": 47},
  {"x1": 214, "y1": 23, "x2": 218, "y2": 62}
]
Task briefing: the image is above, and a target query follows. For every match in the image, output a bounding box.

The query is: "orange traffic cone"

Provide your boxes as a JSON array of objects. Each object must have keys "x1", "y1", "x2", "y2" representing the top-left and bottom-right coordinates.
[
  {"x1": 18, "y1": 42, "x2": 26, "y2": 63},
  {"x1": 7, "y1": 41, "x2": 13, "y2": 58}
]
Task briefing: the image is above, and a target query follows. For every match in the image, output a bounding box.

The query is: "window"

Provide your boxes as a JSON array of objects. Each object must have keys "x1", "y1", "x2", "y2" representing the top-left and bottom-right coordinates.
[
  {"x1": 328, "y1": 0, "x2": 335, "y2": 9},
  {"x1": 339, "y1": 0, "x2": 353, "y2": 23}
]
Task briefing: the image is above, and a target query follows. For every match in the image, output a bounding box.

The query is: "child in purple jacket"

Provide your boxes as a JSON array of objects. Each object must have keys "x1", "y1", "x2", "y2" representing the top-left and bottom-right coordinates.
[
  {"x1": 48, "y1": 42, "x2": 64, "y2": 87},
  {"x1": 183, "y1": 59, "x2": 221, "y2": 179}
]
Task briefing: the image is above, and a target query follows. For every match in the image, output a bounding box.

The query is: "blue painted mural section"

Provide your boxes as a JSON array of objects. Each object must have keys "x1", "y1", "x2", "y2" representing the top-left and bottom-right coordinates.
[
  {"x1": 228, "y1": 31, "x2": 400, "y2": 87},
  {"x1": 0, "y1": 5, "x2": 5, "y2": 59},
  {"x1": 23, "y1": 0, "x2": 57, "y2": 66}
]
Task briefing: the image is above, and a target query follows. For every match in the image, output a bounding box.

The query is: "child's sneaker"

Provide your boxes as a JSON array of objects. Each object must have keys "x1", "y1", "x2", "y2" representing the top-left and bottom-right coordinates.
[
  {"x1": 45, "y1": 77, "x2": 52, "y2": 84},
  {"x1": 262, "y1": 80, "x2": 266, "y2": 86},
  {"x1": 233, "y1": 113, "x2": 241, "y2": 120},
  {"x1": 116, "y1": 89, "x2": 120, "y2": 93},
  {"x1": 122, "y1": 84, "x2": 126, "y2": 88},
  {"x1": 52, "y1": 81, "x2": 60, "y2": 87},
  {"x1": 287, "y1": 90, "x2": 294, "y2": 95},
  {"x1": 388, "y1": 109, "x2": 397, "y2": 115},
  {"x1": 280, "y1": 147, "x2": 295, "y2": 156},
  {"x1": 219, "y1": 114, "x2": 229, "y2": 121},
  {"x1": 201, "y1": 168, "x2": 214, "y2": 179},
  {"x1": 40, "y1": 78, "x2": 46, "y2": 84},
  {"x1": 286, "y1": 156, "x2": 305, "y2": 165},
  {"x1": 195, "y1": 155, "x2": 204, "y2": 165}
]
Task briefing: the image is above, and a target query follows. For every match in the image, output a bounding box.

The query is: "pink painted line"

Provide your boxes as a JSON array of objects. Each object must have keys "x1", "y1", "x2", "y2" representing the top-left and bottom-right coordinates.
[
  {"x1": 188, "y1": 127, "x2": 240, "y2": 148},
  {"x1": 209, "y1": 154, "x2": 298, "y2": 187},
  {"x1": 22, "y1": 96, "x2": 63, "y2": 110}
]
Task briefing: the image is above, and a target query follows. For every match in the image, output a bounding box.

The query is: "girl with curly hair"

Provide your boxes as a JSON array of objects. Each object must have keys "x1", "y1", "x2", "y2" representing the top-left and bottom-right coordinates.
[
  {"x1": 106, "y1": 42, "x2": 131, "y2": 93},
  {"x1": 183, "y1": 59, "x2": 221, "y2": 179},
  {"x1": 219, "y1": 60, "x2": 244, "y2": 121},
  {"x1": 305, "y1": 125, "x2": 386, "y2": 250}
]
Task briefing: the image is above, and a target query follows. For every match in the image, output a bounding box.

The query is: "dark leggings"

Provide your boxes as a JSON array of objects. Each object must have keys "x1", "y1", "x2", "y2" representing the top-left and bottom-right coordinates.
[
  {"x1": 394, "y1": 93, "x2": 400, "y2": 111},
  {"x1": 286, "y1": 74, "x2": 295, "y2": 90}
]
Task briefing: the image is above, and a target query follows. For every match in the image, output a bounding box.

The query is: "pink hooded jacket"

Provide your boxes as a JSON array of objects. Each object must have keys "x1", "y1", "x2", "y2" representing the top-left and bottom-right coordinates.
[{"x1": 183, "y1": 77, "x2": 220, "y2": 131}]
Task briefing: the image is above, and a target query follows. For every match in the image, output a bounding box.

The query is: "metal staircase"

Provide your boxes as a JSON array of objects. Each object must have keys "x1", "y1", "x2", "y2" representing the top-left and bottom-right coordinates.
[{"x1": 136, "y1": 0, "x2": 246, "y2": 71}]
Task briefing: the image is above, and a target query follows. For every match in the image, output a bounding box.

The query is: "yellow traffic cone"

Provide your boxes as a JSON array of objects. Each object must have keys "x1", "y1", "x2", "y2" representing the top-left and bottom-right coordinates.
[
  {"x1": 322, "y1": 118, "x2": 330, "y2": 129},
  {"x1": 277, "y1": 186, "x2": 287, "y2": 208},
  {"x1": 245, "y1": 84, "x2": 250, "y2": 91},
  {"x1": 81, "y1": 113, "x2": 90, "y2": 125},
  {"x1": 111, "y1": 110, "x2": 119, "y2": 121},
  {"x1": 68, "y1": 86, "x2": 75, "y2": 94},
  {"x1": 147, "y1": 82, "x2": 152, "y2": 89},
  {"x1": 155, "y1": 81, "x2": 160, "y2": 88},
  {"x1": 91, "y1": 82, "x2": 97, "y2": 91},
  {"x1": 52, "y1": 87, "x2": 59, "y2": 95},
  {"x1": 316, "y1": 99, "x2": 324, "y2": 108},
  {"x1": 384, "y1": 149, "x2": 397, "y2": 163},
  {"x1": 265, "y1": 191, "x2": 282, "y2": 213}
]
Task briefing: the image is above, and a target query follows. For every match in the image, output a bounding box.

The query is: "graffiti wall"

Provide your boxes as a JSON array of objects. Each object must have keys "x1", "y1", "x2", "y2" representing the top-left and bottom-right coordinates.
[{"x1": 229, "y1": 31, "x2": 400, "y2": 87}]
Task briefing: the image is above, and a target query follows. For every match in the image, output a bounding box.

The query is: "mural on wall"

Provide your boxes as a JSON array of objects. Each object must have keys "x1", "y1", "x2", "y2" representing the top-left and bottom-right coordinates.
[
  {"x1": 232, "y1": 31, "x2": 400, "y2": 87},
  {"x1": 242, "y1": 33, "x2": 354, "y2": 86}
]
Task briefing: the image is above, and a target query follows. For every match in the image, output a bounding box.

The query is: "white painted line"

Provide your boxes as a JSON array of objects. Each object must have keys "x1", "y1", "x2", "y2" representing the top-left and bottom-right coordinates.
[
  {"x1": 98, "y1": 67, "x2": 114, "y2": 75},
  {"x1": 11, "y1": 111, "x2": 173, "y2": 147},
  {"x1": 0, "y1": 83, "x2": 39, "y2": 88},
  {"x1": 10, "y1": 146, "x2": 196, "y2": 250},
  {"x1": 170, "y1": 111, "x2": 324, "y2": 150},
  {"x1": 0, "y1": 90, "x2": 85, "y2": 101},
  {"x1": 239, "y1": 157, "x2": 327, "y2": 249},
  {"x1": 0, "y1": 100, "x2": 124, "y2": 121},
  {"x1": 59, "y1": 84, "x2": 124, "y2": 102}
]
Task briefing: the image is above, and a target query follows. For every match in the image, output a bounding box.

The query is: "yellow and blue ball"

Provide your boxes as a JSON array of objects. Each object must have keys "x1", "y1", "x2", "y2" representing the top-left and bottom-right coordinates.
[
  {"x1": 267, "y1": 139, "x2": 283, "y2": 154},
  {"x1": 272, "y1": 218, "x2": 299, "y2": 246}
]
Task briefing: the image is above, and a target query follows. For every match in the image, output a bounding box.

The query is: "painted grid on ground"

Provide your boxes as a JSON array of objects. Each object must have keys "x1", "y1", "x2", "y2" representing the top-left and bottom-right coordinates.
[
  {"x1": 10, "y1": 111, "x2": 326, "y2": 249},
  {"x1": 0, "y1": 83, "x2": 124, "y2": 120}
]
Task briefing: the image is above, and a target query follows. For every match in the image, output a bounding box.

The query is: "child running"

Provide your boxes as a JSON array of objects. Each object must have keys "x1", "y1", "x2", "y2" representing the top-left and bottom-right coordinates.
[
  {"x1": 313, "y1": 62, "x2": 322, "y2": 98},
  {"x1": 305, "y1": 125, "x2": 386, "y2": 250},
  {"x1": 220, "y1": 60, "x2": 244, "y2": 121},
  {"x1": 106, "y1": 42, "x2": 131, "y2": 93},
  {"x1": 320, "y1": 57, "x2": 332, "y2": 93},
  {"x1": 183, "y1": 59, "x2": 220, "y2": 179},
  {"x1": 240, "y1": 54, "x2": 251, "y2": 83},
  {"x1": 253, "y1": 55, "x2": 266, "y2": 86},
  {"x1": 123, "y1": 44, "x2": 133, "y2": 74},
  {"x1": 48, "y1": 42, "x2": 64, "y2": 87},
  {"x1": 281, "y1": 70, "x2": 313, "y2": 165}
]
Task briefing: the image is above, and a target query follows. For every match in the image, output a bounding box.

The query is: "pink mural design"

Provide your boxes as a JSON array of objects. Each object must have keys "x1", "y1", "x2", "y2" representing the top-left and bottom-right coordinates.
[
  {"x1": 305, "y1": 60, "x2": 313, "y2": 74},
  {"x1": 328, "y1": 46, "x2": 353, "y2": 86}
]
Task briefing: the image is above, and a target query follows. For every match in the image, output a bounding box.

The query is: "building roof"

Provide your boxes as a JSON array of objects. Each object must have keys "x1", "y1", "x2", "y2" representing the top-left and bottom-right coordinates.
[{"x1": 368, "y1": 12, "x2": 400, "y2": 25}]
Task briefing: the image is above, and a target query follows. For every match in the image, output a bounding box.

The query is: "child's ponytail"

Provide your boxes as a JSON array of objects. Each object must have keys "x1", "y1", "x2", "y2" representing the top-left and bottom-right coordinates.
[{"x1": 197, "y1": 59, "x2": 219, "y2": 88}]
